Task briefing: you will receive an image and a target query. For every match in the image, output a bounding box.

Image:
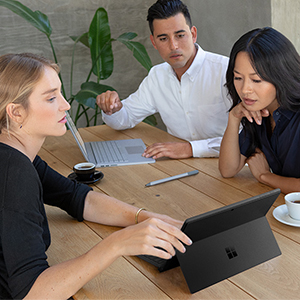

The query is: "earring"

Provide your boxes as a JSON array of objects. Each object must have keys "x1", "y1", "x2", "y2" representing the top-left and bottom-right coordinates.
[{"x1": 19, "y1": 124, "x2": 22, "y2": 129}]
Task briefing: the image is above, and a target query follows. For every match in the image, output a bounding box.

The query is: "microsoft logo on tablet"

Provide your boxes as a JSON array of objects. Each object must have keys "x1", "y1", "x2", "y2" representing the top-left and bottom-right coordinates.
[{"x1": 225, "y1": 246, "x2": 238, "y2": 259}]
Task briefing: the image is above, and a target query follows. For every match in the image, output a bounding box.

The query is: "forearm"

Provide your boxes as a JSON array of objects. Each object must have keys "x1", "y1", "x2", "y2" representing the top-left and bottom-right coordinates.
[
  {"x1": 219, "y1": 114, "x2": 245, "y2": 177},
  {"x1": 83, "y1": 191, "x2": 184, "y2": 228},
  {"x1": 83, "y1": 191, "x2": 139, "y2": 226},
  {"x1": 24, "y1": 237, "x2": 120, "y2": 300},
  {"x1": 260, "y1": 173, "x2": 300, "y2": 194}
]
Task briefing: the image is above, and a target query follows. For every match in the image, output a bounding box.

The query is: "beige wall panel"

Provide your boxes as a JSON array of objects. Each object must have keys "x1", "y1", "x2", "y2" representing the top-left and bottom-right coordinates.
[
  {"x1": 271, "y1": 0, "x2": 300, "y2": 53},
  {"x1": 0, "y1": 0, "x2": 271, "y2": 127}
]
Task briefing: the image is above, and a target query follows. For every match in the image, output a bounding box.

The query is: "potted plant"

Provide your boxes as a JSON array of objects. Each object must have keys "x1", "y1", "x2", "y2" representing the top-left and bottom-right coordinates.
[{"x1": 0, "y1": 0, "x2": 156, "y2": 126}]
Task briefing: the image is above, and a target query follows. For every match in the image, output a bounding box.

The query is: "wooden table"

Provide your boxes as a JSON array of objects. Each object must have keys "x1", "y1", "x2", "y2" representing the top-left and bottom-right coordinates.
[{"x1": 39, "y1": 122, "x2": 300, "y2": 300}]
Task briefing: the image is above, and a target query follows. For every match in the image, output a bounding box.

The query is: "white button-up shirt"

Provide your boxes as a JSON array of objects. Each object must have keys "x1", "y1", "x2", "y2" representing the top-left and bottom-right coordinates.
[{"x1": 102, "y1": 44, "x2": 231, "y2": 157}]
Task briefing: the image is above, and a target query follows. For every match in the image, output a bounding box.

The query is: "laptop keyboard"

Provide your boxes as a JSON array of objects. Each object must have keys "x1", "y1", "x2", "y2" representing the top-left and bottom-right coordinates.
[
  {"x1": 92, "y1": 140, "x2": 127, "y2": 163},
  {"x1": 137, "y1": 254, "x2": 168, "y2": 269}
]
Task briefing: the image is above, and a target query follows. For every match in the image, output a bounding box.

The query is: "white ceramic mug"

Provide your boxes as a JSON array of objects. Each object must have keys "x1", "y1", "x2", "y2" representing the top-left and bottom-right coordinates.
[{"x1": 285, "y1": 192, "x2": 300, "y2": 220}]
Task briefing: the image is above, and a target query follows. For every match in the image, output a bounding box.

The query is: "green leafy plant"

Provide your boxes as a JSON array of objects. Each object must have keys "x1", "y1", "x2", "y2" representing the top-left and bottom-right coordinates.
[{"x1": 0, "y1": 0, "x2": 157, "y2": 126}]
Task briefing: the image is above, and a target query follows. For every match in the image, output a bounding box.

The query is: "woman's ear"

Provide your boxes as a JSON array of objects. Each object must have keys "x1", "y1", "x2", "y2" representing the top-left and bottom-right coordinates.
[{"x1": 6, "y1": 103, "x2": 25, "y2": 126}]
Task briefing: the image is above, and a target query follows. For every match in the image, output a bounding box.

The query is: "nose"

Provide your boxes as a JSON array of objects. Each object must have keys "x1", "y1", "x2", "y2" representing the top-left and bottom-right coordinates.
[
  {"x1": 60, "y1": 94, "x2": 71, "y2": 111},
  {"x1": 169, "y1": 36, "x2": 178, "y2": 50},
  {"x1": 241, "y1": 78, "x2": 253, "y2": 95}
]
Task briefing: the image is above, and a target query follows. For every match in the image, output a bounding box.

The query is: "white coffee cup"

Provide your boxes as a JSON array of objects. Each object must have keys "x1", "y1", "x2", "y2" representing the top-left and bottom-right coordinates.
[{"x1": 285, "y1": 192, "x2": 300, "y2": 220}]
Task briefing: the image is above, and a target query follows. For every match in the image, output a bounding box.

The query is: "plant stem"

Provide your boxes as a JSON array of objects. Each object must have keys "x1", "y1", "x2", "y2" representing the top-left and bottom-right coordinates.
[{"x1": 47, "y1": 36, "x2": 66, "y2": 98}]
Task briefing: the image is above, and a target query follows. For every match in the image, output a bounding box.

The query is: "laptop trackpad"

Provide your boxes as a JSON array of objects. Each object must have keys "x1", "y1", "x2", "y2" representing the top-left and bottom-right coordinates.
[{"x1": 125, "y1": 146, "x2": 144, "y2": 155}]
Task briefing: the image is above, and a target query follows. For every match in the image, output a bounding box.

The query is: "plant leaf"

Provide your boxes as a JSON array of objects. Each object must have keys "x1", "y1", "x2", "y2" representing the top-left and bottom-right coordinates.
[
  {"x1": 0, "y1": 0, "x2": 51, "y2": 37},
  {"x1": 117, "y1": 32, "x2": 137, "y2": 41},
  {"x1": 89, "y1": 7, "x2": 113, "y2": 80},
  {"x1": 70, "y1": 32, "x2": 89, "y2": 48},
  {"x1": 143, "y1": 115, "x2": 157, "y2": 127},
  {"x1": 74, "y1": 81, "x2": 116, "y2": 109},
  {"x1": 117, "y1": 36, "x2": 152, "y2": 72}
]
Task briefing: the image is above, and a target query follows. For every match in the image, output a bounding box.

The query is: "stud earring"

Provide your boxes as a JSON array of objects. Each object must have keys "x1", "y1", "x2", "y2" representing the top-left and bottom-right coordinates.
[{"x1": 19, "y1": 124, "x2": 22, "y2": 129}]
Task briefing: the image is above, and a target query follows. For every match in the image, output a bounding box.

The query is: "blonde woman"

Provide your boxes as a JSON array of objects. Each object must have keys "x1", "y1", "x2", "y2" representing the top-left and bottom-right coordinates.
[{"x1": 0, "y1": 53, "x2": 192, "y2": 299}]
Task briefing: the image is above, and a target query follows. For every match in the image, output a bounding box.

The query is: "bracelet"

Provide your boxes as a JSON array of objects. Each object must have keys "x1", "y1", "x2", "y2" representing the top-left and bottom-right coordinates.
[{"x1": 135, "y1": 208, "x2": 146, "y2": 224}]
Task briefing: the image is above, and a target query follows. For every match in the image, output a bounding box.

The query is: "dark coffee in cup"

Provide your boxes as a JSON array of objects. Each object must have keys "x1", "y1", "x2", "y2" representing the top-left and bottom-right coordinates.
[
  {"x1": 292, "y1": 200, "x2": 300, "y2": 204},
  {"x1": 73, "y1": 162, "x2": 96, "y2": 181}
]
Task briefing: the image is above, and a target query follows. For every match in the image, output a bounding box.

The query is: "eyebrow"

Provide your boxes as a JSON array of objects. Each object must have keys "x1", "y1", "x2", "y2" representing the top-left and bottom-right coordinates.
[
  {"x1": 156, "y1": 29, "x2": 186, "y2": 38},
  {"x1": 41, "y1": 88, "x2": 58, "y2": 95},
  {"x1": 234, "y1": 69, "x2": 257, "y2": 76}
]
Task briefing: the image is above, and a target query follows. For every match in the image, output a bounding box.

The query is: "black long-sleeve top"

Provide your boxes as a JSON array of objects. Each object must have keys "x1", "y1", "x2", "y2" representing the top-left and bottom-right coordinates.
[{"x1": 0, "y1": 143, "x2": 92, "y2": 299}]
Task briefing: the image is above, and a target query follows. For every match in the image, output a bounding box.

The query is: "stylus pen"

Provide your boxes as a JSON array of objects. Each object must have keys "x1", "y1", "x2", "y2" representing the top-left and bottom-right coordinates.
[{"x1": 145, "y1": 170, "x2": 199, "y2": 187}]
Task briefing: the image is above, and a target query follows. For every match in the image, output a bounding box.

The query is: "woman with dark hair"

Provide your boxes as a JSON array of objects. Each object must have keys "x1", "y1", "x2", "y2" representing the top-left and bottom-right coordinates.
[{"x1": 219, "y1": 27, "x2": 300, "y2": 194}]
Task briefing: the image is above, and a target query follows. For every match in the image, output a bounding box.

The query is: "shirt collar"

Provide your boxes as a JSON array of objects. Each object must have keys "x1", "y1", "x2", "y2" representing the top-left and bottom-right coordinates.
[
  {"x1": 274, "y1": 107, "x2": 295, "y2": 122},
  {"x1": 185, "y1": 43, "x2": 205, "y2": 79}
]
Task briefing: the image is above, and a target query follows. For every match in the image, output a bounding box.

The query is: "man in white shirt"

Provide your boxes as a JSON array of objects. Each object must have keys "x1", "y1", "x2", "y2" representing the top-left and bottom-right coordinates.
[{"x1": 97, "y1": 0, "x2": 231, "y2": 159}]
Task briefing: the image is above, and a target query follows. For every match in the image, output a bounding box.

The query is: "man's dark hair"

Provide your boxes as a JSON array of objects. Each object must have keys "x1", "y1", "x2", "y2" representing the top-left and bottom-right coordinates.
[{"x1": 147, "y1": 0, "x2": 192, "y2": 34}]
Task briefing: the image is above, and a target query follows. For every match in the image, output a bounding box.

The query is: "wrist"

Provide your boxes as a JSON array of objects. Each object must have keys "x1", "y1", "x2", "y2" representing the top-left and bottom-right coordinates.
[
  {"x1": 259, "y1": 171, "x2": 272, "y2": 184},
  {"x1": 229, "y1": 111, "x2": 242, "y2": 124},
  {"x1": 135, "y1": 208, "x2": 147, "y2": 224}
]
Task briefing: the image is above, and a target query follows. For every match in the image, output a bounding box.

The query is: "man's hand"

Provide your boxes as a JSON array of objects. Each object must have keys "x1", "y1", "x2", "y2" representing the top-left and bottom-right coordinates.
[
  {"x1": 143, "y1": 142, "x2": 193, "y2": 159},
  {"x1": 96, "y1": 91, "x2": 123, "y2": 115}
]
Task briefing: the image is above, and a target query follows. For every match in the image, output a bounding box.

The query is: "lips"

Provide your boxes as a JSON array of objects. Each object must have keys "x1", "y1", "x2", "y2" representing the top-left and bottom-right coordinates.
[
  {"x1": 243, "y1": 98, "x2": 257, "y2": 106},
  {"x1": 169, "y1": 52, "x2": 182, "y2": 59},
  {"x1": 59, "y1": 115, "x2": 67, "y2": 123}
]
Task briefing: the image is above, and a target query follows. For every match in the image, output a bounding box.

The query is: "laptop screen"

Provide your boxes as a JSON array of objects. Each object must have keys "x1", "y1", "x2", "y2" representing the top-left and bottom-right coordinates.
[{"x1": 66, "y1": 112, "x2": 88, "y2": 159}]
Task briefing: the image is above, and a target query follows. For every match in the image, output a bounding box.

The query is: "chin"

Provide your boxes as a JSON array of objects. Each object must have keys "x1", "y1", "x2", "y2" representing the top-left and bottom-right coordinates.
[{"x1": 55, "y1": 126, "x2": 67, "y2": 137}]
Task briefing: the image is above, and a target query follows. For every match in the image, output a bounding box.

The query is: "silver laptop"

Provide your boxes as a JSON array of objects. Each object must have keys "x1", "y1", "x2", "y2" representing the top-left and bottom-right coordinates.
[{"x1": 66, "y1": 112, "x2": 155, "y2": 167}]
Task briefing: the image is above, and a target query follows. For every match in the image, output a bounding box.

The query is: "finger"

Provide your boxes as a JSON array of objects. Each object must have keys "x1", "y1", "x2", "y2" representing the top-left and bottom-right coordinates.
[
  {"x1": 103, "y1": 92, "x2": 116, "y2": 114},
  {"x1": 108, "y1": 93, "x2": 119, "y2": 110},
  {"x1": 96, "y1": 92, "x2": 111, "y2": 113},
  {"x1": 254, "y1": 148, "x2": 262, "y2": 154},
  {"x1": 99, "y1": 92, "x2": 116, "y2": 114},
  {"x1": 252, "y1": 110, "x2": 265, "y2": 125},
  {"x1": 155, "y1": 219, "x2": 193, "y2": 249},
  {"x1": 143, "y1": 143, "x2": 164, "y2": 157},
  {"x1": 241, "y1": 108, "x2": 254, "y2": 123},
  {"x1": 261, "y1": 108, "x2": 270, "y2": 117}
]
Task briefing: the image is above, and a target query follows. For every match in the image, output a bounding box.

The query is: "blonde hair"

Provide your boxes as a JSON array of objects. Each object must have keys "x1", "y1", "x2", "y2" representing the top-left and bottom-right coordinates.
[{"x1": 0, "y1": 53, "x2": 60, "y2": 133}]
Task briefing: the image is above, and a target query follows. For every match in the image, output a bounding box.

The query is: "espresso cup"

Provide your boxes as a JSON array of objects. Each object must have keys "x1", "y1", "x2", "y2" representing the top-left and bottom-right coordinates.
[
  {"x1": 73, "y1": 162, "x2": 96, "y2": 181},
  {"x1": 285, "y1": 192, "x2": 300, "y2": 220}
]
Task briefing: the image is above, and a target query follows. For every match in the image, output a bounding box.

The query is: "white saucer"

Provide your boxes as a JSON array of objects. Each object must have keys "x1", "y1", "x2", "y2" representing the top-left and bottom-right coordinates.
[{"x1": 273, "y1": 204, "x2": 300, "y2": 227}]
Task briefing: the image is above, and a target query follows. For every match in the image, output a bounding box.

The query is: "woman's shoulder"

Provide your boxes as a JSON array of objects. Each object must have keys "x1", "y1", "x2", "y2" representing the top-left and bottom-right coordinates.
[
  {"x1": 0, "y1": 143, "x2": 41, "y2": 209},
  {"x1": 0, "y1": 143, "x2": 34, "y2": 173}
]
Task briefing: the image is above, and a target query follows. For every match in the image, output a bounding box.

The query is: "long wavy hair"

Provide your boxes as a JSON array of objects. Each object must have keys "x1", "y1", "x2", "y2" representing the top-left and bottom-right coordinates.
[{"x1": 225, "y1": 27, "x2": 300, "y2": 156}]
